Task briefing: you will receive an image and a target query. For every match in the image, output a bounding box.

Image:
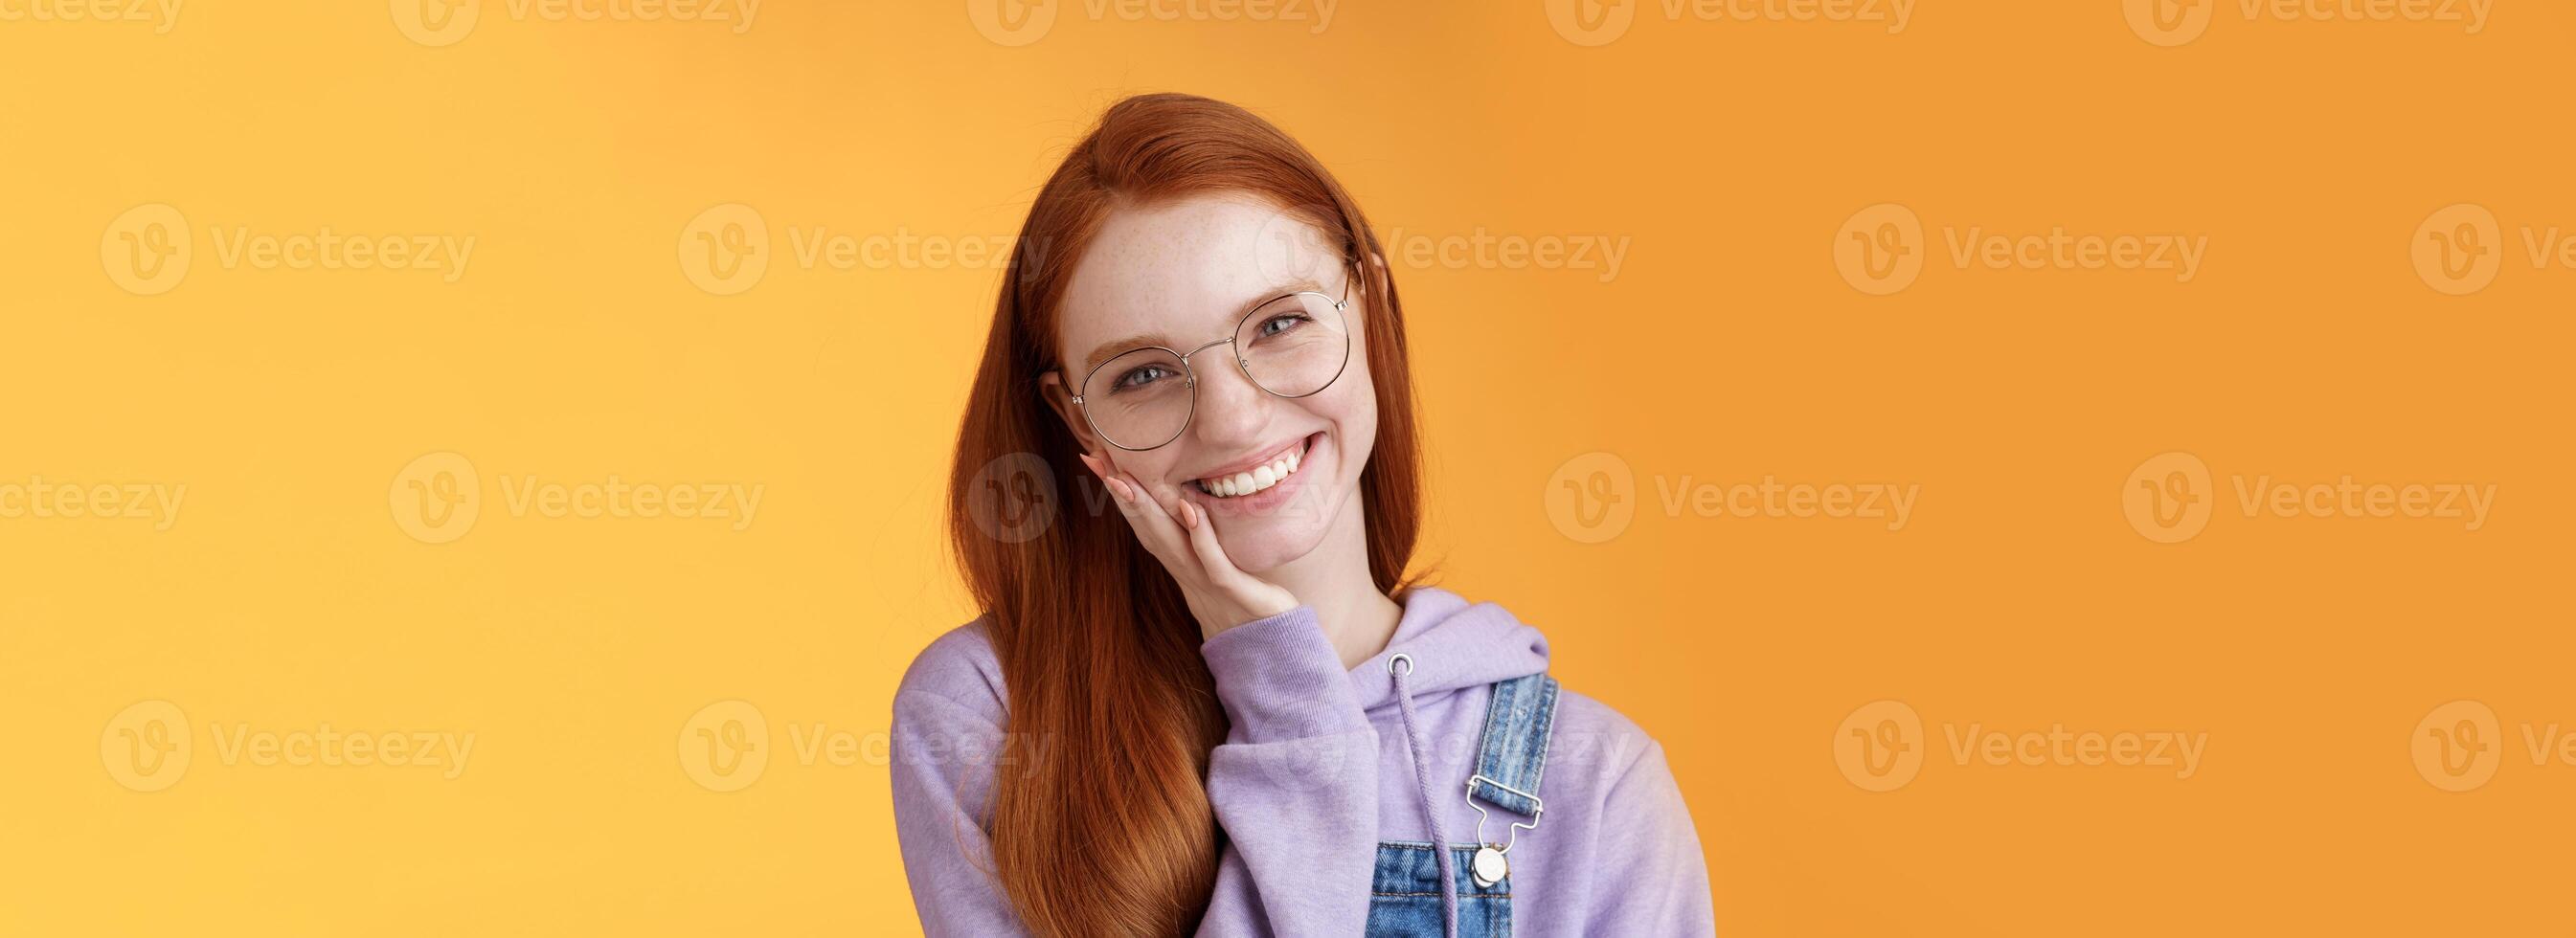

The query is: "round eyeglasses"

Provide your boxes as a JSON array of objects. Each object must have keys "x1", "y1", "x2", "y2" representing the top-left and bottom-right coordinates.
[{"x1": 1056, "y1": 270, "x2": 1355, "y2": 451}]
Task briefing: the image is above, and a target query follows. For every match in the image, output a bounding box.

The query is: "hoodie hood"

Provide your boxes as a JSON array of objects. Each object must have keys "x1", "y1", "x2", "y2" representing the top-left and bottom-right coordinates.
[{"x1": 1346, "y1": 585, "x2": 1550, "y2": 713}]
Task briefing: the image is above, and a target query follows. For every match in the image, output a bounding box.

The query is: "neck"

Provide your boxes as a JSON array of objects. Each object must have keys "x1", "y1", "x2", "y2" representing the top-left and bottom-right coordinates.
[{"x1": 1261, "y1": 493, "x2": 1403, "y2": 671}]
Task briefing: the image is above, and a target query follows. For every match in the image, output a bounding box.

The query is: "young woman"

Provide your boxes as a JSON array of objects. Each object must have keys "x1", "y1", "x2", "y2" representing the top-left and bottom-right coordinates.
[{"x1": 893, "y1": 93, "x2": 1714, "y2": 937}]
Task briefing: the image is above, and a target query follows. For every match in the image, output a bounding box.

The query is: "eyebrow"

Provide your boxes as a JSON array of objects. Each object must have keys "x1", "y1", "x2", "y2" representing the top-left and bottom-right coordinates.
[{"x1": 1074, "y1": 276, "x2": 1336, "y2": 376}]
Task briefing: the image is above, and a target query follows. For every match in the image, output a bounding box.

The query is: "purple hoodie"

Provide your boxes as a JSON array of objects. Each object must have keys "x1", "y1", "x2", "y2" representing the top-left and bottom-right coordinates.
[{"x1": 891, "y1": 586, "x2": 1715, "y2": 936}]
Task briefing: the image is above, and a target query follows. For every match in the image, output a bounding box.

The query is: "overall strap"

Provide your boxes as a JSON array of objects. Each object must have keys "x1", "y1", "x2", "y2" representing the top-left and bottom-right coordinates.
[{"x1": 1467, "y1": 672, "x2": 1560, "y2": 821}]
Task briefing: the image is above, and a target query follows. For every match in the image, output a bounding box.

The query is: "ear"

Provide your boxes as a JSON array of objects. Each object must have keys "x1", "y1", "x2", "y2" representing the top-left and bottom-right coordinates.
[{"x1": 1037, "y1": 370, "x2": 1109, "y2": 459}]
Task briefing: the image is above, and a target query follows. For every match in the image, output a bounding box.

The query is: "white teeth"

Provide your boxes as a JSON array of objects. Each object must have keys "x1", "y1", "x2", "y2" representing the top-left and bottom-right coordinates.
[{"x1": 1196, "y1": 441, "x2": 1308, "y2": 499}]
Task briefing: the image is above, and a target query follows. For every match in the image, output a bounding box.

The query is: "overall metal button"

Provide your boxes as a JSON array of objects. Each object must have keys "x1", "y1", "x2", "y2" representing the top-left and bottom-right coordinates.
[{"x1": 1471, "y1": 844, "x2": 1509, "y2": 887}]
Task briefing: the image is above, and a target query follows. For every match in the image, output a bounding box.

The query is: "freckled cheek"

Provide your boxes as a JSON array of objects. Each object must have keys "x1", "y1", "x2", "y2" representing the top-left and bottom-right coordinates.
[
  {"x1": 1318, "y1": 373, "x2": 1378, "y2": 477},
  {"x1": 1110, "y1": 451, "x2": 1186, "y2": 486}
]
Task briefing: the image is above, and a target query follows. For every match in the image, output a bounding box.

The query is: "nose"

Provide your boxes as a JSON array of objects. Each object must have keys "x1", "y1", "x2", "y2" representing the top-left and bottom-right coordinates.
[{"x1": 1188, "y1": 344, "x2": 1273, "y2": 447}]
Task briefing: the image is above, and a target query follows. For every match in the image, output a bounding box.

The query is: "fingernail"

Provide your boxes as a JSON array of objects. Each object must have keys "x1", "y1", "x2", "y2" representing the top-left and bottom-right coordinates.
[
  {"x1": 1105, "y1": 478, "x2": 1132, "y2": 502},
  {"x1": 1182, "y1": 502, "x2": 1199, "y2": 530}
]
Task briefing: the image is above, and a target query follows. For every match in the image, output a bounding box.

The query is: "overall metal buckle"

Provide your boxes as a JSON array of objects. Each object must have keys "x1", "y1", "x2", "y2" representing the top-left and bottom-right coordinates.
[{"x1": 1464, "y1": 773, "x2": 1543, "y2": 887}]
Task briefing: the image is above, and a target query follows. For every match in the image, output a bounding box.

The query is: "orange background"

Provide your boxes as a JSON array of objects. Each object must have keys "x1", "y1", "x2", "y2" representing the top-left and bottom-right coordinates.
[{"x1": 5, "y1": 1, "x2": 2572, "y2": 934}]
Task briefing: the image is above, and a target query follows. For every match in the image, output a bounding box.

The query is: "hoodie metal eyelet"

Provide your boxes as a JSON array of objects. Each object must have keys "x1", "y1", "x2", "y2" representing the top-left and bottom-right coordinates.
[{"x1": 1387, "y1": 653, "x2": 1412, "y2": 677}]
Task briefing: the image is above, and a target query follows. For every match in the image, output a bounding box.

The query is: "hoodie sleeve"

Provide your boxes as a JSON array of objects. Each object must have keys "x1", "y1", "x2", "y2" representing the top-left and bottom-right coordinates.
[
  {"x1": 1194, "y1": 604, "x2": 1380, "y2": 937},
  {"x1": 1589, "y1": 739, "x2": 1717, "y2": 936},
  {"x1": 889, "y1": 632, "x2": 1027, "y2": 938}
]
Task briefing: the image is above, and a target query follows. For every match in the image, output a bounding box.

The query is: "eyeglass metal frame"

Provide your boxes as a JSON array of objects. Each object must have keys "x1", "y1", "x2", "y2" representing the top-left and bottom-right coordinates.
[{"x1": 1052, "y1": 264, "x2": 1357, "y2": 452}]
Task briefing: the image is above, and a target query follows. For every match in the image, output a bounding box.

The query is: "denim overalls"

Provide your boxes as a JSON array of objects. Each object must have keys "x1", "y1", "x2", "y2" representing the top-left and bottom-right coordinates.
[{"x1": 1367, "y1": 664, "x2": 1561, "y2": 938}]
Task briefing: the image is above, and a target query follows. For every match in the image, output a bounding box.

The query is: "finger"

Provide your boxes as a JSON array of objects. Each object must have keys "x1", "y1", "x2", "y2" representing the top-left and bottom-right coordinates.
[
  {"x1": 1179, "y1": 503, "x2": 1297, "y2": 618},
  {"x1": 1180, "y1": 501, "x2": 1244, "y2": 582},
  {"x1": 1116, "y1": 473, "x2": 1199, "y2": 568},
  {"x1": 1079, "y1": 453, "x2": 1132, "y2": 503}
]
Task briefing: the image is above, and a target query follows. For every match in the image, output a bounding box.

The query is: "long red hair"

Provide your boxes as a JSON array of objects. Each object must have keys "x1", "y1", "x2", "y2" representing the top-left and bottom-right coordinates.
[{"x1": 945, "y1": 93, "x2": 1425, "y2": 935}]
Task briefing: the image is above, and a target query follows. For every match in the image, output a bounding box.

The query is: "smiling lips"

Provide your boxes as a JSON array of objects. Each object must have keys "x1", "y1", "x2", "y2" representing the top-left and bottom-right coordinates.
[{"x1": 1192, "y1": 437, "x2": 1309, "y2": 499}]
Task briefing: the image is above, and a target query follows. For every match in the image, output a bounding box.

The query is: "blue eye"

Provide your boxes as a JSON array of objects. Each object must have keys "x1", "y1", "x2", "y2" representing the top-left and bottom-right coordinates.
[
  {"x1": 1255, "y1": 313, "x2": 1310, "y2": 339},
  {"x1": 1115, "y1": 364, "x2": 1177, "y2": 391}
]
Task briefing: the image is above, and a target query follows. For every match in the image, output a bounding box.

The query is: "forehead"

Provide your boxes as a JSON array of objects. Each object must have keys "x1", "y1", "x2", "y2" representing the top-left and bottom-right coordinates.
[{"x1": 1057, "y1": 194, "x2": 1340, "y2": 355}]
